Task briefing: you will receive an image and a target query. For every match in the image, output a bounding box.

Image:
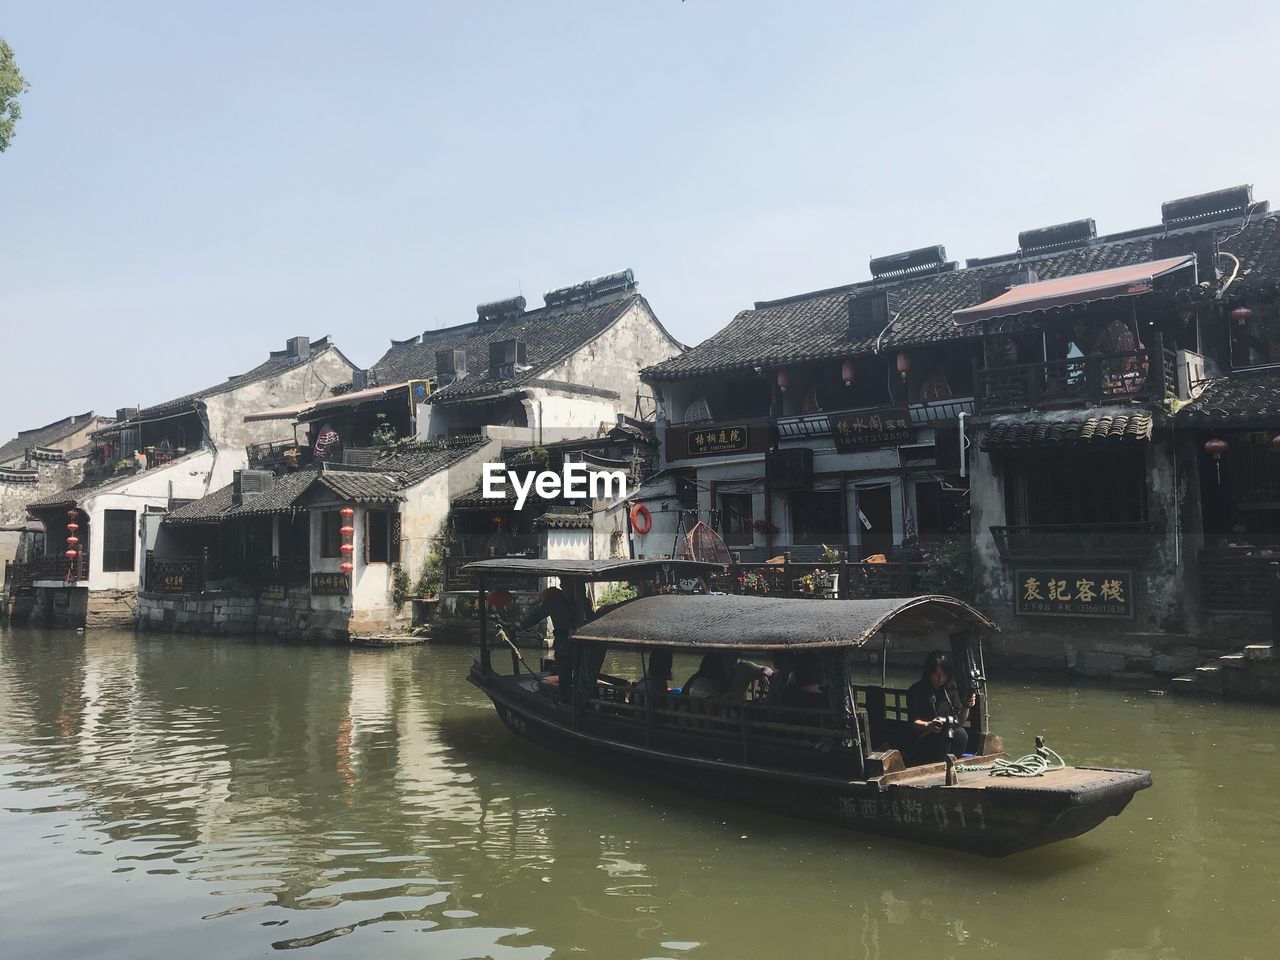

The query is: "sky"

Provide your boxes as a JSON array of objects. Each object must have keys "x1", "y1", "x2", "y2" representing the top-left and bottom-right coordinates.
[{"x1": 1, "y1": 1, "x2": 1277, "y2": 442}]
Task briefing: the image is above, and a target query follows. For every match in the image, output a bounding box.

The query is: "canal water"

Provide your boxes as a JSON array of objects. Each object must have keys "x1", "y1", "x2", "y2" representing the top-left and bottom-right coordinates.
[{"x1": 1, "y1": 627, "x2": 1275, "y2": 960}]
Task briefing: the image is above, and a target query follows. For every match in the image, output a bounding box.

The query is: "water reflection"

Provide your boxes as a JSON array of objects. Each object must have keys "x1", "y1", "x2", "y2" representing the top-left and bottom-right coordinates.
[{"x1": 1, "y1": 627, "x2": 1276, "y2": 959}]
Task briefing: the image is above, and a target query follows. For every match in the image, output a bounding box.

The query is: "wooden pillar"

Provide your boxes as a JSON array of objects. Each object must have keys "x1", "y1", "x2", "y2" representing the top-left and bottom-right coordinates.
[{"x1": 478, "y1": 575, "x2": 491, "y2": 675}]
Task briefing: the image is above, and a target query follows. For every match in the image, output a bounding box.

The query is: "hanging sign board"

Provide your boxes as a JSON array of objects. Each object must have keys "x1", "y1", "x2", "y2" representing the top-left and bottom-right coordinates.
[
  {"x1": 830, "y1": 408, "x2": 914, "y2": 451},
  {"x1": 1014, "y1": 568, "x2": 1134, "y2": 619}
]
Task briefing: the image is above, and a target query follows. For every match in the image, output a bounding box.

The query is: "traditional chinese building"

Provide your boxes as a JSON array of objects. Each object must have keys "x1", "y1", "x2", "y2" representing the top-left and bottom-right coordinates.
[
  {"x1": 639, "y1": 183, "x2": 1280, "y2": 678},
  {"x1": 20, "y1": 336, "x2": 357, "y2": 627},
  {"x1": 0, "y1": 411, "x2": 114, "y2": 579},
  {"x1": 134, "y1": 271, "x2": 682, "y2": 642},
  {"x1": 138, "y1": 435, "x2": 497, "y2": 640}
]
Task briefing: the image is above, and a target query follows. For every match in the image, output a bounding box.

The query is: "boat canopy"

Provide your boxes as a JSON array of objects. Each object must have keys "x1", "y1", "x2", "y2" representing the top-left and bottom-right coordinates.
[
  {"x1": 573, "y1": 594, "x2": 995, "y2": 649},
  {"x1": 462, "y1": 557, "x2": 727, "y2": 582}
]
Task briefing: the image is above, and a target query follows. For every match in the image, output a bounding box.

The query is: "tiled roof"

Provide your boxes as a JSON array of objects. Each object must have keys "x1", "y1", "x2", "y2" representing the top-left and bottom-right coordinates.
[
  {"x1": 371, "y1": 292, "x2": 674, "y2": 404},
  {"x1": 163, "y1": 439, "x2": 485, "y2": 525},
  {"x1": 26, "y1": 450, "x2": 208, "y2": 511},
  {"x1": 643, "y1": 214, "x2": 1280, "y2": 381},
  {"x1": 532, "y1": 511, "x2": 593, "y2": 529},
  {"x1": 137, "y1": 337, "x2": 338, "y2": 418},
  {"x1": 981, "y1": 411, "x2": 1154, "y2": 451},
  {"x1": 0, "y1": 412, "x2": 103, "y2": 466},
  {"x1": 1178, "y1": 367, "x2": 1280, "y2": 426},
  {"x1": 314, "y1": 470, "x2": 405, "y2": 504},
  {"x1": 375, "y1": 436, "x2": 489, "y2": 484}
]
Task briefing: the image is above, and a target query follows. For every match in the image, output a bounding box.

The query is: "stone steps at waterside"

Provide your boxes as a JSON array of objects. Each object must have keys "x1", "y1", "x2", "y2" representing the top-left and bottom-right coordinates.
[{"x1": 1171, "y1": 643, "x2": 1279, "y2": 701}]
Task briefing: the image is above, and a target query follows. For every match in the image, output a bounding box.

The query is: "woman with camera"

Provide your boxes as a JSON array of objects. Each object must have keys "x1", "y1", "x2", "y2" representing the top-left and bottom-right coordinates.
[{"x1": 906, "y1": 650, "x2": 977, "y2": 765}]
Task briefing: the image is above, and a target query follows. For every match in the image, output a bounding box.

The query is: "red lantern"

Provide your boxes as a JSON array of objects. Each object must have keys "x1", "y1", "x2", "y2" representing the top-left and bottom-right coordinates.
[
  {"x1": 65, "y1": 536, "x2": 79, "y2": 546},
  {"x1": 339, "y1": 525, "x2": 354, "y2": 537},
  {"x1": 339, "y1": 506, "x2": 355, "y2": 518},
  {"x1": 65, "y1": 549, "x2": 78, "y2": 559},
  {"x1": 1232, "y1": 305, "x2": 1252, "y2": 324},
  {"x1": 340, "y1": 543, "x2": 354, "y2": 554},
  {"x1": 67, "y1": 509, "x2": 78, "y2": 519},
  {"x1": 339, "y1": 561, "x2": 354, "y2": 573},
  {"x1": 66, "y1": 522, "x2": 78, "y2": 533},
  {"x1": 776, "y1": 369, "x2": 790, "y2": 392},
  {"x1": 1205, "y1": 438, "x2": 1228, "y2": 484},
  {"x1": 841, "y1": 359, "x2": 856, "y2": 386},
  {"x1": 896, "y1": 352, "x2": 912, "y2": 379},
  {"x1": 1272, "y1": 435, "x2": 1280, "y2": 450}
]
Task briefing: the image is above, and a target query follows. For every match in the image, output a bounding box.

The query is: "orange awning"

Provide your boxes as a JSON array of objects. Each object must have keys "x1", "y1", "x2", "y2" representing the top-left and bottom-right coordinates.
[
  {"x1": 243, "y1": 381, "x2": 412, "y2": 423},
  {"x1": 953, "y1": 255, "x2": 1197, "y2": 325}
]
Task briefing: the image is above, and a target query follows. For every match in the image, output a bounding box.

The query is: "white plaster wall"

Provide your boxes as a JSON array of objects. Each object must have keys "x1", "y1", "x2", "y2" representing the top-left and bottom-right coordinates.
[
  {"x1": 204, "y1": 347, "x2": 357, "y2": 488},
  {"x1": 395, "y1": 435, "x2": 503, "y2": 589},
  {"x1": 540, "y1": 299, "x2": 684, "y2": 422},
  {"x1": 522, "y1": 393, "x2": 622, "y2": 438},
  {"x1": 81, "y1": 450, "x2": 216, "y2": 591}
]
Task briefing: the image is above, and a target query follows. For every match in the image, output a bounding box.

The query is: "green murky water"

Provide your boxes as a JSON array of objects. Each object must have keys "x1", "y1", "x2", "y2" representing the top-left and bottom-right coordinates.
[{"x1": 1, "y1": 627, "x2": 1276, "y2": 959}]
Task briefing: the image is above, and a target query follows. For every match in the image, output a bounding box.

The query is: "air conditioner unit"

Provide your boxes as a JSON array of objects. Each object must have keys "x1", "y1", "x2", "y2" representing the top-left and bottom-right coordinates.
[
  {"x1": 232, "y1": 469, "x2": 275, "y2": 505},
  {"x1": 1177, "y1": 349, "x2": 1208, "y2": 401}
]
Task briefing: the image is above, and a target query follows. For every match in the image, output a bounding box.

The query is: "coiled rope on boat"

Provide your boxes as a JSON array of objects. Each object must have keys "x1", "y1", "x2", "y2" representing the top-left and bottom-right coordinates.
[{"x1": 957, "y1": 742, "x2": 1066, "y2": 778}]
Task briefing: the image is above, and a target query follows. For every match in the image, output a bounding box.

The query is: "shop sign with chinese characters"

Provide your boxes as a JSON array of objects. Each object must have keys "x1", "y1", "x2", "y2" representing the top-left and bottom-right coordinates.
[
  {"x1": 830, "y1": 408, "x2": 914, "y2": 451},
  {"x1": 686, "y1": 425, "x2": 749, "y2": 456},
  {"x1": 311, "y1": 572, "x2": 351, "y2": 596},
  {"x1": 1014, "y1": 568, "x2": 1134, "y2": 619}
]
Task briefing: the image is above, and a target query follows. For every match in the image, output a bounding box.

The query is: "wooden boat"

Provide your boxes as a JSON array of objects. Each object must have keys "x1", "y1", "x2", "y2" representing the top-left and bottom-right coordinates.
[{"x1": 465, "y1": 559, "x2": 1152, "y2": 857}]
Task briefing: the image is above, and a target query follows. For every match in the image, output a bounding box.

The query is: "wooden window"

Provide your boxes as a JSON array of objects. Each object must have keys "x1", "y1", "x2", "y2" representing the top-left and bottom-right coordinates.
[
  {"x1": 1005, "y1": 451, "x2": 1148, "y2": 526},
  {"x1": 102, "y1": 509, "x2": 137, "y2": 572},
  {"x1": 319, "y1": 511, "x2": 342, "y2": 558},
  {"x1": 363, "y1": 509, "x2": 401, "y2": 564}
]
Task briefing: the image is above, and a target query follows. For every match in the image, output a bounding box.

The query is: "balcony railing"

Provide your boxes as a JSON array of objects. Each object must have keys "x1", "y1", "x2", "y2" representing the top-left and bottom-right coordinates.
[
  {"x1": 32, "y1": 553, "x2": 89, "y2": 583},
  {"x1": 775, "y1": 398, "x2": 976, "y2": 440},
  {"x1": 975, "y1": 336, "x2": 1174, "y2": 414},
  {"x1": 990, "y1": 522, "x2": 1164, "y2": 563},
  {"x1": 715, "y1": 556, "x2": 927, "y2": 599},
  {"x1": 246, "y1": 440, "x2": 312, "y2": 471}
]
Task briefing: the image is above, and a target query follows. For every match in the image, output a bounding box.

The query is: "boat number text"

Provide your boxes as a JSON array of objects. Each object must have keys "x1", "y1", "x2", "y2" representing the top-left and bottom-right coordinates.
[{"x1": 841, "y1": 797, "x2": 988, "y2": 830}]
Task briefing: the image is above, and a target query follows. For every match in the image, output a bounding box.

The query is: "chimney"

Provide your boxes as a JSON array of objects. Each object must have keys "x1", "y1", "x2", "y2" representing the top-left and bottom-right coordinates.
[
  {"x1": 286, "y1": 336, "x2": 310, "y2": 359},
  {"x1": 436, "y1": 349, "x2": 467, "y2": 385}
]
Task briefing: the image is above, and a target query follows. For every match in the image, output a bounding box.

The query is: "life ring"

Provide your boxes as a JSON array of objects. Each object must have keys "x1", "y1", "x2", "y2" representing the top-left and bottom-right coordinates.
[{"x1": 629, "y1": 502, "x2": 652, "y2": 535}]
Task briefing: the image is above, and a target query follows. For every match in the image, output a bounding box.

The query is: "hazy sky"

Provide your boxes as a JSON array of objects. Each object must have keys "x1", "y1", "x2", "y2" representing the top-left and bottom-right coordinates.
[{"x1": 1, "y1": 1, "x2": 1276, "y2": 442}]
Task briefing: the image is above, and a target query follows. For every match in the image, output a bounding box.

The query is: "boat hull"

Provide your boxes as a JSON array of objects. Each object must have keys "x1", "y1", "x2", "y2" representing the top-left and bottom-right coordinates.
[{"x1": 472, "y1": 671, "x2": 1152, "y2": 857}]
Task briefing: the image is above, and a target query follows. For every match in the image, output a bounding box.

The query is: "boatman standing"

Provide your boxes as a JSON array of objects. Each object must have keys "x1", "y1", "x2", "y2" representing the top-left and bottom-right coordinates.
[{"x1": 519, "y1": 582, "x2": 590, "y2": 703}]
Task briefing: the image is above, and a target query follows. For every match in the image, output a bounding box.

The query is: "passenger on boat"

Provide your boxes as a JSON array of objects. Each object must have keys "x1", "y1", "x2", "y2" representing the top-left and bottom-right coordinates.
[
  {"x1": 519, "y1": 585, "x2": 587, "y2": 703},
  {"x1": 777, "y1": 655, "x2": 827, "y2": 711},
  {"x1": 683, "y1": 653, "x2": 736, "y2": 699},
  {"x1": 634, "y1": 650, "x2": 674, "y2": 697},
  {"x1": 905, "y1": 650, "x2": 976, "y2": 765}
]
